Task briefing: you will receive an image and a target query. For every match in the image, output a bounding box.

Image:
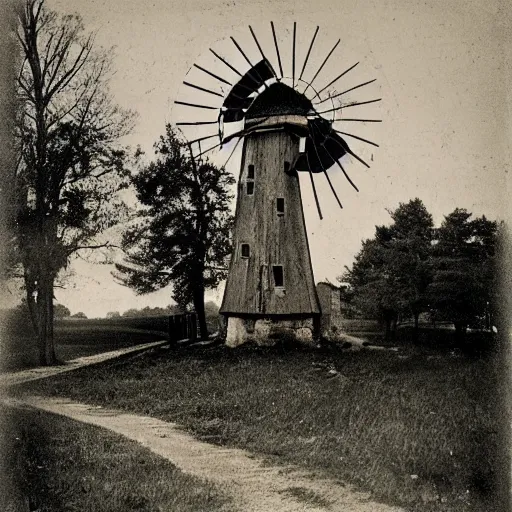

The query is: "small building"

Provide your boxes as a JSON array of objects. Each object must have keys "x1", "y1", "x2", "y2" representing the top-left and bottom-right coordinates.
[{"x1": 316, "y1": 281, "x2": 344, "y2": 336}]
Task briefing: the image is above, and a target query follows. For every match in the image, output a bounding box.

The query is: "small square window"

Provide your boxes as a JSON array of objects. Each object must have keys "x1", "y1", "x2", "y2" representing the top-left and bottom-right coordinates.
[
  {"x1": 247, "y1": 164, "x2": 255, "y2": 179},
  {"x1": 276, "y1": 197, "x2": 285, "y2": 215},
  {"x1": 247, "y1": 181, "x2": 254, "y2": 195},
  {"x1": 241, "y1": 244, "x2": 250, "y2": 258},
  {"x1": 272, "y1": 265, "x2": 284, "y2": 287}
]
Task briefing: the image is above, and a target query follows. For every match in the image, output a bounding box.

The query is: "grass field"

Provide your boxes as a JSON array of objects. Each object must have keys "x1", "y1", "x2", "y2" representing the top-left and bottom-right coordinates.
[
  {"x1": 0, "y1": 405, "x2": 233, "y2": 512},
  {"x1": 16, "y1": 340, "x2": 506, "y2": 512},
  {"x1": 0, "y1": 315, "x2": 169, "y2": 371}
]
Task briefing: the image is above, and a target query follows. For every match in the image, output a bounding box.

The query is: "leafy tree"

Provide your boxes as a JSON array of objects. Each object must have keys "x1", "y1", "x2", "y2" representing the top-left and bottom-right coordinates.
[
  {"x1": 11, "y1": 0, "x2": 135, "y2": 365},
  {"x1": 53, "y1": 303, "x2": 71, "y2": 318},
  {"x1": 340, "y1": 236, "x2": 400, "y2": 338},
  {"x1": 71, "y1": 312, "x2": 87, "y2": 319},
  {"x1": 106, "y1": 311, "x2": 121, "y2": 318},
  {"x1": 341, "y1": 199, "x2": 434, "y2": 339},
  {"x1": 383, "y1": 198, "x2": 434, "y2": 332},
  {"x1": 427, "y1": 208, "x2": 497, "y2": 339},
  {"x1": 114, "y1": 125, "x2": 234, "y2": 338}
]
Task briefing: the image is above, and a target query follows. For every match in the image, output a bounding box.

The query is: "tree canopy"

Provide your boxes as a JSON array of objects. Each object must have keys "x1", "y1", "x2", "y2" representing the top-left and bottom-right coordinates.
[
  {"x1": 341, "y1": 199, "x2": 434, "y2": 336},
  {"x1": 114, "y1": 125, "x2": 234, "y2": 338},
  {"x1": 10, "y1": 0, "x2": 135, "y2": 364},
  {"x1": 427, "y1": 208, "x2": 498, "y2": 335},
  {"x1": 340, "y1": 199, "x2": 497, "y2": 340}
]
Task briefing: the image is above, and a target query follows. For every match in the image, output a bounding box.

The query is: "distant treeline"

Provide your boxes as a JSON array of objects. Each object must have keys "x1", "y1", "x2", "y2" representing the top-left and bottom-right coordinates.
[
  {"x1": 106, "y1": 302, "x2": 219, "y2": 320},
  {"x1": 340, "y1": 199, "x2": 500, "y2": 341}
]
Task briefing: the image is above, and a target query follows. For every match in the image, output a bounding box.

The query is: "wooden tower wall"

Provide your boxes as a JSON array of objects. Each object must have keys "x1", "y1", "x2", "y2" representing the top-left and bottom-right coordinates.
[{"x1": 220, "y1": 129, "x2": 320, "y2": 316}]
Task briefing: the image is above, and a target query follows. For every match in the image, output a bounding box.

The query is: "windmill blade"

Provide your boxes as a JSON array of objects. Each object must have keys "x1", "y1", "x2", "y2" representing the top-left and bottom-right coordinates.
[
  {"x1": 308, "y1": 118, "x2": 360, "y2": 191},
  {"x1": 316, "y1": 98, "x2": 381, "y2": 115},
  {"x1": 334, "y1": 159, "x2": 359, "y2": 192},
  {"x1": 249, "y1": 25, "x2": 278, "y2": 78},
  {"x1": 313, "y1": 119, "x2": 370, "y2": 169},
  {"x1": 174, "y1": 100, "x2": 217, "y2": 110},
  {"x1": 183, "y1": 81, "x2": 224, "y2": 97},
  {"x1": 231, "y1": 36, "x2": 254, "y2": 69},
  {"x1": 334, "y1": 130, "x2": 379, "y2": 147},
  {"x1": 223, "y1": 136, "x2": 242, "y2": 168},
  {"x1": 305, "y1": 152, "x2": 323, "y2": 219},
  {"x1": 315, "y1": 62, "x2": 359, "y2": 98},
  {"x1": 292, "y1": 22, "x2": 297, "y2": 88},
  {"x1": 322, "y1": 168, "x2": 343, "y2": 208},
  {"x1": 223, "y1": 60, "x2": 276, "y2": 100},
  {"x1": 270, "y1": 21, "x2": 284, "y2": 79},
  {"x1": 299, "y1": 26, "x2": 319, "y2": 81},
  {"x1": 194, "y1": 64, "x2": 232, "y2": 86},
  {"x1": 315, "y1": 78, "x2": 376, "y2": 105},
  {"x1": 210, "y1": 48, "x2": 243, "y2": 76},
  {"x1": 304, "y1": 39, "x2": 341, "y2": 94},
  {"x1": 230, "y1": 36, "x2": 267, "y2": 88},
  {"x1": 188, "y1": 133, "x2": 219, "y2": 145},
  {"x1": 176, "y1": 120, "x2": 219, "y2": 126},
  {"x1": 329, "y1": 134, "x2": 370, "y2": 169},
  {"x1": 309, "y1": 117, "x2": 348, "y2": 164},
  {"x1": 221, "y1": 59, "x2": 276, "y2": 123},
  {"x1": 249, "y1": 25, "x2": 268, "y2": 62},
  {"x1": 308, "y1": 124, "x2": 343, "y2": 209},
  {"x1": 340, "y1": 98, "x2": 382, "y2": 109},
  {"x1": 335, "y1": 118, "x2": 382, "y2": 123},
  {"x1": 342, "y1": 144, "x2": 370, "y2": 168}
]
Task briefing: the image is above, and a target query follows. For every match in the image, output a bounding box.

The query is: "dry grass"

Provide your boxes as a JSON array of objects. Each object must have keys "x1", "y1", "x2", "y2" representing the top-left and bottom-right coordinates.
[
  {"x1": 0, "y1": 405, "x2": 233, "y2": 512},
  {"x1": 15, "y1": 339, "x2": 506, "y2": 512}
]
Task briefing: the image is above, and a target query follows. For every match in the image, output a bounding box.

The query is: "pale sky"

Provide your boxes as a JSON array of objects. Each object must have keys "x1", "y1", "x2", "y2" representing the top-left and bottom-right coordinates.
[{"x1": 5, "y1": 0, "x2": 510, "y2": 318}]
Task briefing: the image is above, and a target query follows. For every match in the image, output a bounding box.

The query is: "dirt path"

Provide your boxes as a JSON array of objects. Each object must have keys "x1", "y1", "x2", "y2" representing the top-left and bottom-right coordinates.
[
  {"x1": 0, "y1": 340, "x2": 169, "y2": 387},
  {"x1": 5, "y1": 396, "x2": 405, "y2": 512}
]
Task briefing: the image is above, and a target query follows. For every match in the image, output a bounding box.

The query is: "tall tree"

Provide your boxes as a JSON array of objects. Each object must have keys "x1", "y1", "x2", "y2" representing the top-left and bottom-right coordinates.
[
  {"x1": 384, "y1": 198, "x2": 434, "y2": 333},
  {"x1": 340, "y1": 234, "x2": 400, "y2": 338},
  {"x1": 114, "y1": 125, "x2": 234, "y2": 339},
  {"x1": 341, "y1": 199, "x2": 434, "y2": 338},
  {"x1": 12, "y1": 0, "x2": 135, "y2": 365},
  {"x1": 427, "y1": 208, "x2": 497, "y2": 340}
]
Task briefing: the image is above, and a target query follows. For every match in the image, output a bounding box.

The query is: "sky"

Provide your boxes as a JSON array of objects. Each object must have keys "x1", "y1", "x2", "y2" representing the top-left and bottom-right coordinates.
[{"x1": 4, "y1": 0, "x2": 510, "y2": 318}]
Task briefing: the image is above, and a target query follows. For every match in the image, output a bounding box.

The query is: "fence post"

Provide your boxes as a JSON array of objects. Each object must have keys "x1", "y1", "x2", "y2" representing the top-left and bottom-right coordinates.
[
  {"x1": 191, "y1": 313, "x2": 198, "y2": 341},
  {"x1": 168, "y1": 315, "x2": 176, "y2": 347}
]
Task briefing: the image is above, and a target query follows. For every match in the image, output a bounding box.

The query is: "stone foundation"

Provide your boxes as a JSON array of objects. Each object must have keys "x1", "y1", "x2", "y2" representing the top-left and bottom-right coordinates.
[{"x1": 224, "y1": 316, "x2": 317, "y2": 348}]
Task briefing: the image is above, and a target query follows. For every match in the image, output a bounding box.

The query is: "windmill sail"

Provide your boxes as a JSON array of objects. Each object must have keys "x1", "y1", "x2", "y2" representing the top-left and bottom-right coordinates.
[{"x1": 221, "y1": 59, "x2": 276, "y2": 122}]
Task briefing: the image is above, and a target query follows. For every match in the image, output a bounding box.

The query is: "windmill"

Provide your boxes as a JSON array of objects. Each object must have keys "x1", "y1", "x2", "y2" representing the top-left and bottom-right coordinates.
[{"x1": 174, "y1": 23, "x2": 381, "y2": 346}]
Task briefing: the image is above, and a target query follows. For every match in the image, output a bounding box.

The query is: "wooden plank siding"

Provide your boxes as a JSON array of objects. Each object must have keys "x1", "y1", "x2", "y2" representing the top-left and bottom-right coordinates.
[{"x1": 220, "y1": 125, "x2": 320, "y2": 315}]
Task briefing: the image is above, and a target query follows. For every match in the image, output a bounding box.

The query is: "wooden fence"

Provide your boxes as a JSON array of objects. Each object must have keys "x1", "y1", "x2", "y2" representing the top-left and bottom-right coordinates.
[{"x1": 168, "y1": 313, "x2": 198, "y2": 344}]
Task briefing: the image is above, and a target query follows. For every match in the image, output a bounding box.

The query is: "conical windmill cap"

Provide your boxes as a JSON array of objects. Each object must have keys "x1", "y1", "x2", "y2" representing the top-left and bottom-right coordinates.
[{"x1": 245, "y1": 82, "x2": 313, "y2": 119}]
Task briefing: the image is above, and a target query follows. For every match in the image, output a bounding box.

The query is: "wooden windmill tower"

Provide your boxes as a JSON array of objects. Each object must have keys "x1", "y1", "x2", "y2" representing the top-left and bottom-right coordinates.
[{"x1": 174, "y1": 23, "x2": 381, "y2": 346}]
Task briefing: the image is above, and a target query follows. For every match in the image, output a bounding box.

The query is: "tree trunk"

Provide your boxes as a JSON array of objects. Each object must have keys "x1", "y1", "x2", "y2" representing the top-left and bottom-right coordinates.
[
  {"x1": 26, "y1": 272, "x2": 57, "y2": 366},
  {"x1": 413, "y1": 312, "x2": 420, "y2": 343},
  {"x1": 193, "y1": 284, "x2": 208, "y2": 340},
  {"x1": 384, "y1": 316, "x2": 391, "y2": 341},
  {"x1": 453, "y1": 321, "x2": 467, "y2": 346},
  {"x1": 39, "y1": 276, "x2": 56, "y2": 365}
]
